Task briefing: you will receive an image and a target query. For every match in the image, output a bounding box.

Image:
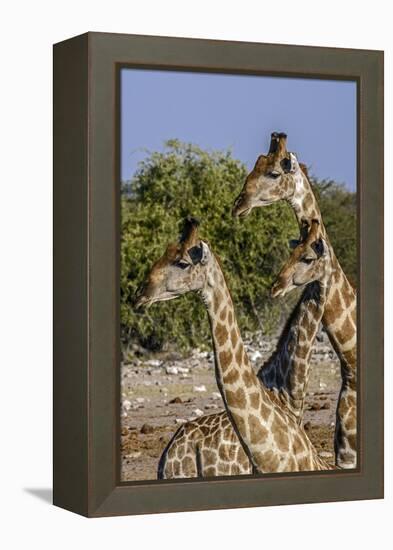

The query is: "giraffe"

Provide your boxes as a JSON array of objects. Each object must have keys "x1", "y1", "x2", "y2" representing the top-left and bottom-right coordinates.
[
  {"x1": 136, "y1": 218, "x2": 332, "y2": 476},
  {"x1": 259, "y1": 219, "x2": 331, "y2": 421},
  {"x1": 232, "y1": 132, "x2": 357, "y2": 468},
  {"x1": 155, "y1": 219, "x2": 333, "y2": 478}
]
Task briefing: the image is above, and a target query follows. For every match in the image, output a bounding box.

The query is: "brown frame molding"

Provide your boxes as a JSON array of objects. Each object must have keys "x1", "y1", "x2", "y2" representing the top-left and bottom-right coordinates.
[{"x1": 53, "y1": 32, "x2": 383, "y2": 517}]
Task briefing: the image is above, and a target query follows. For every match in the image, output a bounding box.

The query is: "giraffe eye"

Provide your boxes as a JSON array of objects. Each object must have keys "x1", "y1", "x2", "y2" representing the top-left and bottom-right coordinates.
[
  {"x1": 267, "y1": 171, "x2": 280, "y2": 179},
  {"x1": 175, "y1": 260, "x2": 191, "y2": 270},
  {"x1": 301, "y1": 257, "x2": 314, "y2": 265}
]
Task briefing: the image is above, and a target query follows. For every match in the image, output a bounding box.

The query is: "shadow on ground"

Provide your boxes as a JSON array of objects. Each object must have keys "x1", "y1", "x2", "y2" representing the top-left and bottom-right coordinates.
[{"x1": 24, "y1": 488, "x2": 52, "y2": 504}]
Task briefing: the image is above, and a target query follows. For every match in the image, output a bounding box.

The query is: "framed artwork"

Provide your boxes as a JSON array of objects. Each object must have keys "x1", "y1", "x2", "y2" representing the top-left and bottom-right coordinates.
[{"x1": 53, "y1": 32, "x2": 383, "y2": 517}]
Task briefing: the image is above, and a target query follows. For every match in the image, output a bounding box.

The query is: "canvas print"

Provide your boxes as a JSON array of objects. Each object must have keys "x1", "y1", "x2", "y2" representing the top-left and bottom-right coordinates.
[{"x1": 119, "y1": 69, "x2": 357, "y2": 482}]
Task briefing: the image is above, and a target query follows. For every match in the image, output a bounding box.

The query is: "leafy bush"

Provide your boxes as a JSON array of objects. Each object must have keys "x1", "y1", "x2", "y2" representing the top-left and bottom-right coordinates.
[{"x1": 121, "y1": 140, "x2": 356, "y2": 351}]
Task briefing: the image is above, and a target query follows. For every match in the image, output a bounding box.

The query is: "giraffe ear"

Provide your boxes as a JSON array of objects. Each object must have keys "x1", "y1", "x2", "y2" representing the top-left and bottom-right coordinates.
[
  {"x1": 289, "y1": 239, "x2": 300, "y2": 249},
  {"x1": 282, "y1": 152, "x2": 300, "y2": 174},
  {"x1": 187, "y1": 241, "x2": 210, "y2": 265},
  {"x1": 280, "y1": 156, "x2": 292, "y2": 173},
  {"x1": 188, "y1": 245, "x2": 203, "y2": 265},
  {"x1": 200, "y1": 241, "x2": 210, "y2": 265},
  {"x1": 311, "y1": 238, "x2": 325, "y2": 258}
]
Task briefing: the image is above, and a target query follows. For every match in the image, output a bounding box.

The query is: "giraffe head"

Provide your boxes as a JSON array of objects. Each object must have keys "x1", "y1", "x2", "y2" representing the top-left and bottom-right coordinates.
[
  {"x1": 271, "y1": 219, "x2": 330, "y2": 298},
  {"x1": 135, "y1": 218, "x2": 213, "y2": 309},
  {"x1": 232, "y1": 132, "x2": 305, "y2": 218}
]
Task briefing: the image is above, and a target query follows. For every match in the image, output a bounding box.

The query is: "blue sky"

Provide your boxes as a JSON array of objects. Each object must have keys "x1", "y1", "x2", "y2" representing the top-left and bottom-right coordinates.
[{"x1": 121, "y1": 69, "x2": 357, "y2": 191}]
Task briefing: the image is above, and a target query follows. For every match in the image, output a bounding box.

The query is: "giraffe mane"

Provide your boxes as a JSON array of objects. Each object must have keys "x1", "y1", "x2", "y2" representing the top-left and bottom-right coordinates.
[{"x1": 299, "y1": 162, "x2": 309, "y2": 178}]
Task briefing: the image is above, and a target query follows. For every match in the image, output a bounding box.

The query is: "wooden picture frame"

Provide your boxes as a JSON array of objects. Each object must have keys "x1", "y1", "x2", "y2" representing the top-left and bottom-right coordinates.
[{"x1": 53, "y1": 32, "x2": 384, "y2": 517}]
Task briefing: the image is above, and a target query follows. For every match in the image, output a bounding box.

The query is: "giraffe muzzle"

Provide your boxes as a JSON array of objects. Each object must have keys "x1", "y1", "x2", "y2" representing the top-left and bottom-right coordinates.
[
  {"x1": 270, "y1": 275, "x2": 290, "y2": 298},
  {"x1": 232, "y1": 195, "x2": 251, "y2": 218},
  {"x1": 270, "y1": 281, "x2": 284, "y2": 298},
  {"x1": 134, "y1": 294, "x2": 152, "y2": 310}
]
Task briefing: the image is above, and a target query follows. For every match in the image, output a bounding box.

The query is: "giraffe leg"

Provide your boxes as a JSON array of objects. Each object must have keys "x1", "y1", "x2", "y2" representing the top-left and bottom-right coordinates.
[
  {"x1": 158, "y1": 425, "x2": 198, "y2": 479},
  {"x1": 158, "y1": 413, "x2": 255, "y2": 478},
  {"x1": 157, "y1": 427, "x2": 178, "y2": 479},
  {"x1": 334, "y1": 383, "x2": 357, "y2": 468}
]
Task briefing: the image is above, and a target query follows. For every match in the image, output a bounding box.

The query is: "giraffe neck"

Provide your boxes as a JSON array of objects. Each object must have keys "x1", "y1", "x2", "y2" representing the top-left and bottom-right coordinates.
[
  {"x1": 200, "y1": 254, "x2": 323, "y2": 471},
  {"x1": 323, "y1": 255, "x2": 357, "y2": 382},
  {"x1": 287, "y1": 171, "x2": 323, "y2": 227},
  {"x1": 201, "y1": 256, "x2": 272, "y2": 410},
  {"x1": 286, "y1": 169, "x2": 356, "y2": 374},
  {"x1": 259, "y1": 281, "x2": 328, "y2": 419}
]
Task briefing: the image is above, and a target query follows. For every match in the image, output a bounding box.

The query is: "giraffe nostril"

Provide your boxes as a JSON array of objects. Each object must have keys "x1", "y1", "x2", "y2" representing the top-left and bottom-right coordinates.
[
  {"x1": 271, "y1": 285, "x2": 279, "y2": 298},
  {"x1": 271, "y1": 278, "x2": 285, "y2": 298},
  {"x1": 232, "y1": 193, "x2": 251, "y2": 218},
  {"x1": 232, "y1": 197, "x2": 242, "y2": 216}
]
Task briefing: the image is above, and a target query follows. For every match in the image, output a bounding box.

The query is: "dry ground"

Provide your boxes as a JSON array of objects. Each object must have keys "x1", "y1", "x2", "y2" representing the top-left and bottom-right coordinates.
[{"x1": 121, "y1": 331, "x2": 342, "y2": 481}]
